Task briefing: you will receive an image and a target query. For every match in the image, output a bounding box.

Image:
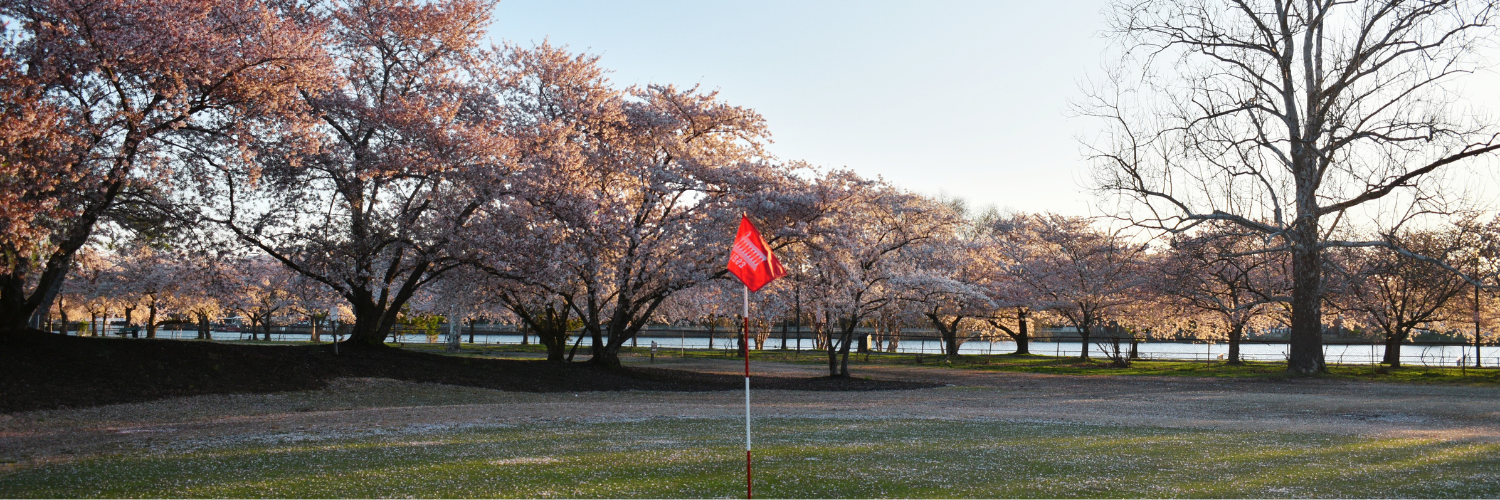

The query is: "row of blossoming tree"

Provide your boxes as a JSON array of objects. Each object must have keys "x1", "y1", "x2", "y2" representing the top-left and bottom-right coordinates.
[
  {"x1": 7, "y1": 0, "x2": 1500, "y2": 375},
  {"x1": 40, "y1": 191, "x2": 1500, "y2": 377}
]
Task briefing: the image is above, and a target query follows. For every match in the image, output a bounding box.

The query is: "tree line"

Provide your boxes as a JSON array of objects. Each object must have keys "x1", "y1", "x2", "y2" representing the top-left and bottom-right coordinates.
[
  {"x1": 6, "y1": 0, "x2": 1500, "y2": 376},
  {"x1": 41, "y1": 199, "x2": 1500, "y2": 377}
]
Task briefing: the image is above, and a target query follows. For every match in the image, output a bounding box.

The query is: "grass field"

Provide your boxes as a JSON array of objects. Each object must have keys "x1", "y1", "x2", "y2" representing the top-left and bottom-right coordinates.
[
  {"x1": 400, "y1": 342, "x2": 1500, "y2": 385},
  {"x1": 590, "y1": 346, "x2": 1500, "y2": 385},
  {"x1": 3, "y1": 417, "x2": 1499, "y2": 498},
  {"x1": 341, "y1": 341, "x2": 1500, "y2": 385}
]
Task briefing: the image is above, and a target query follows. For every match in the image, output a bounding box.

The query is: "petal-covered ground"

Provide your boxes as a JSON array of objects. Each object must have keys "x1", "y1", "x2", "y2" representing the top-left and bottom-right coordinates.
[{"x1": 4, "y1": 356, "x2": 1500, "y2": 497}]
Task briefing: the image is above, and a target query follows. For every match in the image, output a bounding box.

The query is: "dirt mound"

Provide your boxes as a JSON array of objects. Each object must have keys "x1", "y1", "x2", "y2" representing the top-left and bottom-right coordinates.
[{"x1": 0, "y1": 329, "x2": 934, "y2": 413}]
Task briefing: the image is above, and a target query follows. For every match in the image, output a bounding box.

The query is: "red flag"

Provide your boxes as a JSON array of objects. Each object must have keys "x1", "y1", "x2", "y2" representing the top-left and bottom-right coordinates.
[{"x1": 727, "y1": 215, "x2": 786, "y2": 292}]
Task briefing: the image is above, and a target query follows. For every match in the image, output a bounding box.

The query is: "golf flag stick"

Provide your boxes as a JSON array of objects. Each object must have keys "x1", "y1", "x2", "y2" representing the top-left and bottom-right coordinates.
[
  {"x1": 743, "y1": 284, "x2": 752, "y2": 499},
  {"x1": 726, "y1": 215, "x2": 786, "y2": 499}
]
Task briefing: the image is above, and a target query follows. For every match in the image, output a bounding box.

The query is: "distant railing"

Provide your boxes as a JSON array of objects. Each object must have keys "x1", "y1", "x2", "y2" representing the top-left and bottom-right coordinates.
[{"x1": 51, "y1": 324, "x2": 1499, "y2": 366}]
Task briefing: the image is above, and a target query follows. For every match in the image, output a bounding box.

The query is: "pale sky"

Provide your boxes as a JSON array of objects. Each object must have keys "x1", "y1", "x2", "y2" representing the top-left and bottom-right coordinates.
[
  {"x1": 488, "y1": 1, "x2": 1500, "y2": 219},
  {"x1": 489, "y1": 1, "x2": 1110, "y2": 216}
]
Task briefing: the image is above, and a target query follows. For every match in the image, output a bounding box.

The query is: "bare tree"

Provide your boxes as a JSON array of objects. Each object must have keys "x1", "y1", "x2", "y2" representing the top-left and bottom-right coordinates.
[{"x1": 1085, "y1": 0, "x2": 1500, "y2": 373}]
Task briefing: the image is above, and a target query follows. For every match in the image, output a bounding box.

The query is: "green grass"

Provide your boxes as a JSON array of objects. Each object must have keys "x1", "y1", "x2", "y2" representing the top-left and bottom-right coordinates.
[
  {"x1": 358, "y1": 339, "x2": 1500, "y2": 385},
  {"x1": 331, "y1": 337, "x2": 1500, "y2": 384},
  {"x1": 903, "y1": 354, "x2": 1500, "y2": 384},
  {"x1": 652, "y1": 347, "x2": 1500, "y2": 385},
  {"x1": 4, "y1": 417, "x2": 1499, "y2": 498},
  {"x1": 403, "y1": 343, "x2": 553, "y2": 358}
]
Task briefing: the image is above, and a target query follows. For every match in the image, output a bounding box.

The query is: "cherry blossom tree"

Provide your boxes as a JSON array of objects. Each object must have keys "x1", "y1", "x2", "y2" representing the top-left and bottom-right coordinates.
[
  {"x1": 465, "y1": 41, "x2": 822, "y2": 368},
  {"x1": 0, "y1": 0, "x2": 328, "y2": 331},
  {"x1": 1336, "y1": 229, "x2": 1470, "y2": 367},
  {"x1": 1159, "y1": 225, "x2": 1289, "y2": 364},
  {"x1": 0, "y1": 42, "x2": 72, "y2": 276},
  {"x1": 111, "y1": 246, "x2": 182, "y2": 338},
  {"x1": 201, "y1": 0, "x2": 511, "y2": 347},
  {"x1": 423, "y1": 275, "x2": 501, "y2": 350},
  {"x1": 802, "y1": 180, "x2": 964, "y2": 376},
  {"x1": 221, "y1": 257, "x2": 298, "y2": 341},
  {"x1": 904, "y1": 201, "x2": 991, "y2": 357},
  {"x1": 973, "y1": 210, "x2": 1045, "y2": 355},
  {"x1": 60, "y1": 247, "x2": 122, "y2": 336},
  {"x1": 285, "y1": 272, "x2": 341, "y2": 343},
  {"x1": 171, "y1": 247, "x2": 238, "y2": 340},
  {"x1": 996, "y1": 214, "x2": 1148, "y2": 361},
  {"x1": 659, "y1": 279, "x2": 743, "y2": 351}
]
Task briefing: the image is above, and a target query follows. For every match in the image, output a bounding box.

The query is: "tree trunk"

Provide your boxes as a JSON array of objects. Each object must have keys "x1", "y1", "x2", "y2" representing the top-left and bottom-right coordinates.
[
  {"x1": 1287, "y1": 222, "x2": 1326, "y2": 374},
  {"x1": 146, "y1": 303, "x2": 158, "y2": 339},
  {"x1": 587, "y1": 318, "x2": 647, "y2": 369},
  {"x1": 1078, "y1": 322, "x2": 1091, "y2": 360},
  {"x1": 26, "y1": 266, "x2": 67, "y2": 331},
  {"x1": 926, "y1": 313, "x2": 963, "y2": 356},
  {"x1": 589, "y1": 324, "x2": 605, "y2": 359},
  {"x1": 124, "y1": 306, "x2": 136, "y2": 338},
  {"x1": 837, "y1": 327, "x2": 854, "y2": 377},
  {"x1": 196, "y1": 313, "x2": 211, "y2": 339},
  {"x1": 0, "y1": 270, "x2": 32, "y2": 331},
  {"x1": 533, "y1": 307, "x2": 572, "y2": 363},
  {"x1": 539, "y1": 326, "x2": 569, "y2": 362},
  {"x1": 590, "y1": 324, "x2": 638, "y2": 369},
  {"x1": 345, "y1": 304, "x2": 394, "y2": 348},
  {"x1": 826, "y1": 329, "x2": 842, "y2": 377},
  {"x1": 1108, "y1": 335, "x2": 1128, "y2": 367},
  {"x1": 1014, "y1": 309, "x2": 1030, "y2": 355},
  {"x1": 591, "y1": 342, "x2": 622, "y2": 369},
  {"x1": 0, "y1": 222, "x2": 94, "y2": 332},
  {"x1": 341, "y1": 278, "x2": 428, "y2": 348},
  {"x1": 1226, "y1": 323, "x2": 1243, "y2": 365},
  {"x1": 1382, "y1": 328, "x2": 1405, "y2": 368}
]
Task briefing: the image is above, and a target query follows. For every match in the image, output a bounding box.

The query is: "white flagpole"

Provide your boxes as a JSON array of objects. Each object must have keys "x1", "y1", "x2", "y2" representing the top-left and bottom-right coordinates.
[{"x1": 743, "y1": 284, "x2": 752, "y2": 499}]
